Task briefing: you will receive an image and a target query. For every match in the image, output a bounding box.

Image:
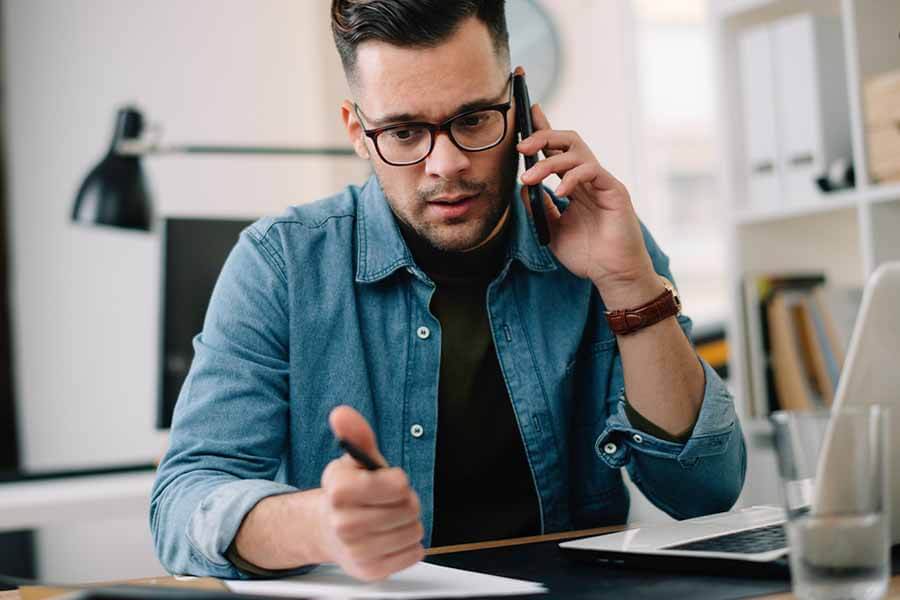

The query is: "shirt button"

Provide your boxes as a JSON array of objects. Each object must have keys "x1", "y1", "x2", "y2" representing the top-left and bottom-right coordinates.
[
  {"x1": 416, "y1": 326, "x2": 430, "y2": 340},
  {"x1": 603, "y1": 442, "x2": 617, "y2": 455},
  {"x1": 632, "y1": 434, "x2": 644, "y2": 444},
  {"x1": 410, "y1": 424, "x2": 424, "y2": 438}
]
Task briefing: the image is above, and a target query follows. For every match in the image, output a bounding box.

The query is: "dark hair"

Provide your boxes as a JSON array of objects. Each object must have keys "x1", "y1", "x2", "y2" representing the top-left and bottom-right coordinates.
[{"x1": 331, "y1": 0, "x2": 509, "y2": 85}]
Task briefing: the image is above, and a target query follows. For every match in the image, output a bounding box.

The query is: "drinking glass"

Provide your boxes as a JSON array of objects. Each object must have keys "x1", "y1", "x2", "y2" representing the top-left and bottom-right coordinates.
[{"x1": 771, "y1": 406, "x2": 890, "y2": 600}]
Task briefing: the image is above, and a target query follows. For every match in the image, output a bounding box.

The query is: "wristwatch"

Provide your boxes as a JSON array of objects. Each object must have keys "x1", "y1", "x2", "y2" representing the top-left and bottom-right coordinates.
[{"x1": 604, "y1": 276, "x2": 682, "y2": 336}]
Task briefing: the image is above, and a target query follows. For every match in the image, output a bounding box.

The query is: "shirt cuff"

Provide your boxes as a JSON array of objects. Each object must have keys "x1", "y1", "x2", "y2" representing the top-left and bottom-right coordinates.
[
  {"x1": 225, "y1": 540, "x2": 318, "y2": 579},
  {"x1": 596, "y1": 358, "x2": 736, "y2": 469},
  {"x1": 186, "y1": 478, "x2": 300, "y2": 570}
]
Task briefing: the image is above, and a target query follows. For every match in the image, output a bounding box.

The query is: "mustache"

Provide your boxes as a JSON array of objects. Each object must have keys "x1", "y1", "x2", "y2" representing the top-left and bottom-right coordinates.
[{"x1": 417, "y1": 179, "x2": 487, "y2": 203}]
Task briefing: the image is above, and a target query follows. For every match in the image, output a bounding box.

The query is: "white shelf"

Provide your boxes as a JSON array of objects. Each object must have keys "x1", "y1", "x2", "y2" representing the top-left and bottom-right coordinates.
[
  {"x1": 734, "y1": 193, "x2": 858, "y2": 225},
  {"x1": 712, "y1": 0, "x2": 838, "y2": 20},
  {"x1": 732, "y1": 182, "x2": 900, "y2": 225},
  {"x1": 862, "y1": 182, "x2": 900, "y2": 205},
  {"x1": 711, "y1": 0, "x2": 775, "y2": 19},
  {"x1": 0, "y1": 471, "x2": 156, "y2": 532}
]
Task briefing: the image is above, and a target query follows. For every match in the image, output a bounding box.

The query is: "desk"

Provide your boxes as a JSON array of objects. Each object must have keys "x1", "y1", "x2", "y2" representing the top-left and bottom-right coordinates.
[{"x1": 2, "y1": 528, "x2": 898, "y2": 600}]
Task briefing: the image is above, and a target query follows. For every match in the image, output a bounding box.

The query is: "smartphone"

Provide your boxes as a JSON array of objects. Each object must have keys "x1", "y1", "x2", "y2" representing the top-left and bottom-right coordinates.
[{"x1": 513, "y1": 71, "x2": 551, "y2": 246}]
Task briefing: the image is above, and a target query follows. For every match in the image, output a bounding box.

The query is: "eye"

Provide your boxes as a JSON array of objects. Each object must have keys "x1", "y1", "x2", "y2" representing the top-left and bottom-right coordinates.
[
  {"x1": 385, "y1": 127, "x2": 426, "y2": 144},
  {"x1": 458, "y1": 113, "x2": 487, "y2": 128}
]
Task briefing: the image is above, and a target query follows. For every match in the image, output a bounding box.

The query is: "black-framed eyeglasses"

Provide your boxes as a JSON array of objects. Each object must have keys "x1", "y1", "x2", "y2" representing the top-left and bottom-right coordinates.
[{"x1": 354, "y1": 74, "x2": 513, "y2": 167}]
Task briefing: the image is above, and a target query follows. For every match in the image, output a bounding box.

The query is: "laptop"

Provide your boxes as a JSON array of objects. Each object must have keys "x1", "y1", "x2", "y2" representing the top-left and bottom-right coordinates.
[{"x1": 560, "y1": 261, "x2": 900, "y2": 573}]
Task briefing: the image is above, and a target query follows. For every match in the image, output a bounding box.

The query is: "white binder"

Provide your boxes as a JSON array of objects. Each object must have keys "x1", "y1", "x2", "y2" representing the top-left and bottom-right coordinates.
[
  {"x1": 738, "y1": 25, "x2": 781, "y2": 210},
  {"x1": 771, "y1": 14, "x2": 851, "y2": 205}
]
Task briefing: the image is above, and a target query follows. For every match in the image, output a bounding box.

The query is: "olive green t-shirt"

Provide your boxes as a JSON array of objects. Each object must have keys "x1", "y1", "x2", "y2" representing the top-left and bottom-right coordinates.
[{"x1": 398, "y1": 217, "x2": 541, "y2": 547}]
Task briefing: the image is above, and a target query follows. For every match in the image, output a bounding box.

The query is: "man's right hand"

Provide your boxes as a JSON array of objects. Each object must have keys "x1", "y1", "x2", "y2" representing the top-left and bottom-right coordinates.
[
  {"x1": 231, "y1": 405, "x2": 424, "y2": 581},
  {"x1": 316, "y1": 405, "x2": 425, "y2": 581}
]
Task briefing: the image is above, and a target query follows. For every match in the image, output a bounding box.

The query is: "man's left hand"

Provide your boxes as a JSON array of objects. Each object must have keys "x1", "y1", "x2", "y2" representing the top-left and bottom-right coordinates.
[{"x1": 517, "y1": 104, "x2": 661, "y2": 309}]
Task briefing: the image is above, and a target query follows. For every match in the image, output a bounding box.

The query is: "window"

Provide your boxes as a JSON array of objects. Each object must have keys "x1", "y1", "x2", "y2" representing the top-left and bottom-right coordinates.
[{"x1": 630, "y1": 0, "x2": 727, "y2": 326}]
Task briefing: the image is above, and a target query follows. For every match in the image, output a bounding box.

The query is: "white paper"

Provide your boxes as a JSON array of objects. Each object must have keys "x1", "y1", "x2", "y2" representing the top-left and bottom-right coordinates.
[{"x1": 225, "y1": 561, "x2": 546, "y2": 599}]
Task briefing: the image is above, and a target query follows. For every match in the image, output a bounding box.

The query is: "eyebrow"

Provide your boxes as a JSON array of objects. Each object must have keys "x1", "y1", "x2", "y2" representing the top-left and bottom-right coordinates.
[{"x1": 364, "y1": 88, "x2": 509, "y2": 128}]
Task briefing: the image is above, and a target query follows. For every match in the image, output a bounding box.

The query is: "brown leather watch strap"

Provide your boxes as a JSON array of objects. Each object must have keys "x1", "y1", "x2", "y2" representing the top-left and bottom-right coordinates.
[{"x1": 605, "y1": 288, "x2": 680, "y2": 336}]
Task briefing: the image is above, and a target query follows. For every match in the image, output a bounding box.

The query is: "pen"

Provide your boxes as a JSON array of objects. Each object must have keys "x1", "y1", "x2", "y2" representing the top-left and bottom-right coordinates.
[{"x1": 338, "y1": 438, "x2": 383, "y2": 471}]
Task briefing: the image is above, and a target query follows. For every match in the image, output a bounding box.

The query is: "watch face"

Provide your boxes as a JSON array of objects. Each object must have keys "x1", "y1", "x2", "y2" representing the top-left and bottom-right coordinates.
[{"x1": 660, "y1": 276, "x2": 682, "y2": 313}]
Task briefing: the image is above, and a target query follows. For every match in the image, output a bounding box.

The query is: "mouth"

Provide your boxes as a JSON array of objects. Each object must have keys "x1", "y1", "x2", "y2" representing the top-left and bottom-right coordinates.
[
  {"x1": 427, "y1": 193, "x2": 479, "y2": 218},
  {"x1": 429, "y1": 194, "x2": 477, "y2": 204}
]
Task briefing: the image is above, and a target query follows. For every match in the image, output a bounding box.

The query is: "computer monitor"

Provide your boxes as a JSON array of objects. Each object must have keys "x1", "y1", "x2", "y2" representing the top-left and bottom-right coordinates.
[{"x1": 158, "y1": 217, "x2": 255, "y2": 429}]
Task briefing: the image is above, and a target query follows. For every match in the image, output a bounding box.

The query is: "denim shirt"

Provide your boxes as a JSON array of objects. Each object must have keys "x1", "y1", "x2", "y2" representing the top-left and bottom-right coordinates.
[{"x1": 150, "y1": 175, "x2": 746, "y2": 578}]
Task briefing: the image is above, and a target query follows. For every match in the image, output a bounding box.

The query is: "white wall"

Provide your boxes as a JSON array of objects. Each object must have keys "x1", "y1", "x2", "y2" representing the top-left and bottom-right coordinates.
[{"x1": 540, "y1": 1, "x2": 639, "y2": 191}]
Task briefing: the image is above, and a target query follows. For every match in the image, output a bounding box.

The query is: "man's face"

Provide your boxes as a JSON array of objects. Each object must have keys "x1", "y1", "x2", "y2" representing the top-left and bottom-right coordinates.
[{"x1": 342, "y1": 17, "x2": 518, "y2": 252}]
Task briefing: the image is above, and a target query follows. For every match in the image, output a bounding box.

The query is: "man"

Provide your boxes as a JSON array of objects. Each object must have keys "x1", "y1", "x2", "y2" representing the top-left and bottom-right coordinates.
[{"x1": 150, "y1": 0, "x2": 745, "y2": 583}]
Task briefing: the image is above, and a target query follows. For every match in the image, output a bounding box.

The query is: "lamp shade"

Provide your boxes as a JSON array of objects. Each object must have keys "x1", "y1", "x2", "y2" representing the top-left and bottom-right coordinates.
[{"x1": 72, "y1": 107, "x2": 152, "y2": 231}]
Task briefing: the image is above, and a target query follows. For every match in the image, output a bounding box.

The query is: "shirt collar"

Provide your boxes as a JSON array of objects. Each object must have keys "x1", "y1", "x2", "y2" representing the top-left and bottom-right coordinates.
[{"x1": 355, "y1": 174, "x2": 558, "y2": 284}]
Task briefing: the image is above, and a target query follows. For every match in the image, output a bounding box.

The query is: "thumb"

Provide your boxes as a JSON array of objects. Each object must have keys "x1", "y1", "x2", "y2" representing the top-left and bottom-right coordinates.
[{"x1": 329, "y1": 405, "x2": 387, "y2": 468}]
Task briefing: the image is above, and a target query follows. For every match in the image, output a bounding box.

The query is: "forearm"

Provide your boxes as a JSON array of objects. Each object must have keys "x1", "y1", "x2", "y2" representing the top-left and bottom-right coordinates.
[
  {"x1": 599, "y1": 277, "x2": 705, "y2": 438},
  {"x1": 234, "y1": 488, "x2": 329, "y2": 570}
]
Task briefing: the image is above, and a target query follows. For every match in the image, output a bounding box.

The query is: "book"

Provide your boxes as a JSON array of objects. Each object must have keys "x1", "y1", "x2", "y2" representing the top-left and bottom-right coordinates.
[
  {"x1": 806, "y1": 291, "x2": 840, "y2": 399},
  {"x1": 812, "y1": 285, "x2": 863, "y2": 358},
  {"x1": 767, "y1": 291, "x2": 817, "y2": 410},
  {"x1": 791, "y1": 295, "x2": 833, "y2": 406},
  {"x1": 742, "y1": 277, "x2": 768, "y2": 417},
  {"x1": 743, "y1": 273, "x2": 826, "y2": 414}
]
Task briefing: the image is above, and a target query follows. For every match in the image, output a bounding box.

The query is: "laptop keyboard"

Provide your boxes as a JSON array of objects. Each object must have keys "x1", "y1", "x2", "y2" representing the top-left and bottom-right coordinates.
[{"x1": 667, "y1": 523, "x2": 787, "y2": 554}]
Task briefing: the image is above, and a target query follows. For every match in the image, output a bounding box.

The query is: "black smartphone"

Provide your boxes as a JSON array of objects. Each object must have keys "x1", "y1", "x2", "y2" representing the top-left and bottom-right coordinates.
[{"x1": 513, "y1": 71, "x2": 550, "y2": 246}]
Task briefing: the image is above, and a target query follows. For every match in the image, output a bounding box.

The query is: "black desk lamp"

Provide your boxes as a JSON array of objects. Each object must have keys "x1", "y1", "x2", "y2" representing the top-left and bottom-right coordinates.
[{"x1": 72, "y1": 106, "x2": 358, "y2": 232}]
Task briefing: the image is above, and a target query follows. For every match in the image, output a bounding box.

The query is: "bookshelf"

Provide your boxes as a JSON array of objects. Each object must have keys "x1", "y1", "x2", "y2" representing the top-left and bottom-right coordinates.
[{"x1": 711, "y1": 0, "x2": 900, "y2": 428}]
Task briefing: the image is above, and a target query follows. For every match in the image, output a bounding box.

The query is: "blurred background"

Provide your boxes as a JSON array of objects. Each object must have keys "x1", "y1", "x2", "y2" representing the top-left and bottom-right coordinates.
[{"x1": 0, "y1": 0, "x2": 897, "y2": 584}]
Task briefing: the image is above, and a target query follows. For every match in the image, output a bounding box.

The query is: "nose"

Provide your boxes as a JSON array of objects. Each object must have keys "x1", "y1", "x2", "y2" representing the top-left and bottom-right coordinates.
[{"x1": 424, "y1": 131, "x2": 470, "y2": 179}]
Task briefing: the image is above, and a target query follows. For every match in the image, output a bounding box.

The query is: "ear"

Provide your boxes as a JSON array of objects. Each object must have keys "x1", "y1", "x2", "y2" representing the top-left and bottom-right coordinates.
[{"x1": 341, "y1": 100, "x2": 371, "y2": 160}]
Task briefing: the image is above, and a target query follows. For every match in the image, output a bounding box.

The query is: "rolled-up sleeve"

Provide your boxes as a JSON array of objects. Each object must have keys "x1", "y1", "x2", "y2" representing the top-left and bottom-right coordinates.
[
  {"x1": 149, "y1": 223, "x2": 313, "y2": 579},
  {"x1": 595, "y1": 317, "x2": 747, "y2": 519}
]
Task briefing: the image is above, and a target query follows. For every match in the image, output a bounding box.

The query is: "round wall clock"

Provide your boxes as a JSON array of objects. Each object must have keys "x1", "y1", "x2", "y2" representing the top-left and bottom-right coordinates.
[{"x1": 506, "y1": 0, "x2": 563, "y2": 105}]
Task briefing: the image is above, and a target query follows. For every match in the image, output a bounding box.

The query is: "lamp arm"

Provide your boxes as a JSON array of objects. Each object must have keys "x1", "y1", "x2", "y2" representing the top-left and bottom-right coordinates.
[{"x1": 115, "y1": 139, "x2": 358, "y2": 157}]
